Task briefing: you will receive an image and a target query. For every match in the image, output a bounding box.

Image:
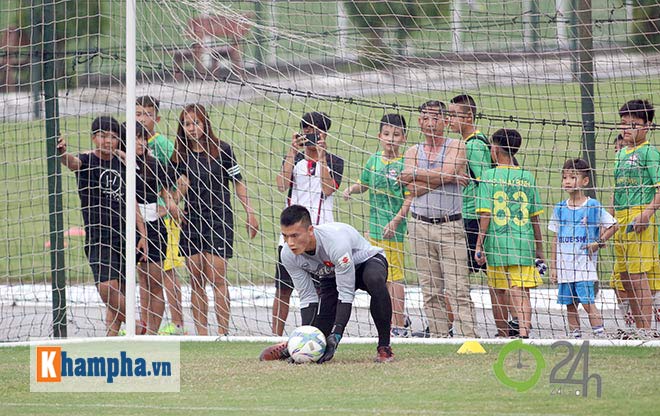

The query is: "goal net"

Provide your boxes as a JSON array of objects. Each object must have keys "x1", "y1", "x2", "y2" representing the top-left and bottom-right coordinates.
[{"x1": 1, "y1": 0, "x2": 659, "y2": 341}]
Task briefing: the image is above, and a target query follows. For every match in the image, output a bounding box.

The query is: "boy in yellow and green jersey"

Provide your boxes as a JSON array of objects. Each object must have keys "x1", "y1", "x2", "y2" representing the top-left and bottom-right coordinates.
[
  {"x1": 612, "y1": 99, "x2": 659, "y2": 331},
  {"x1": 136, "y1": 95, "x2": 186, "y2": 335},
  {"x1": 344, "y1": 114, "x2": 412, "y2": 336},
  {"x1": 475, "y1": 128, "x2": 545, "y2": 338}
]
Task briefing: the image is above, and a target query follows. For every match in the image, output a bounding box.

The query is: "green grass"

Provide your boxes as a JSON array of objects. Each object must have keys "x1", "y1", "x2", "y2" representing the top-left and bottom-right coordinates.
[{"x1": 1, "y1": 341, "x2": 659, "y2": 415}]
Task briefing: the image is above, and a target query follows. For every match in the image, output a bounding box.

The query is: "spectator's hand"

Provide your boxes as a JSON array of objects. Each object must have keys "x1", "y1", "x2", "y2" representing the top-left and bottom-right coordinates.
[
  {"x1": 113, "y1": 149, "x2": 127, "y2": 161},
  {"x1": 166, "y1": 202, "x2": 182, "y2": 222},
  {"x1": 342, "y1": 188, "x2": 352, "y2": 201},
  {"x1": 550, "y1": 270, "x2": 557, "y2": 285},
  {"x1": 455, "y1": 173, "x2": 470, "y2": 187},
  {"x1": 316, "y1": 138, "x2": 327, "y2": 160},
  {"x1": 317, "y1": 333, "x2": 340, "y2": 364},
  {"x1": 382, "y1": 218, "x2": 400, "y2": 240},
  {"x1": 474, "y1": 247, "x2": 486, "y2": 266},
  {"x1": 632, "y1": 212, "x2": 651, "y2": 234},
  {"x1": 583, "y1": 242, "x2": 601, "y2": 255},
  {"x1": 246, "y1": 212, "x2": 259, "y2": 239},
  {"x1": 535, "y1": 250, "x2": 545, "y2": 263},
  {"x1": 56, "y1": 136, "x2": 67, "y2": 155},
  {"x1": 290, "y1": 133, "x2": 305, "y2": 151},
  {"x1": 137, "y1": 237, "x2": 148, "y2": 262}
]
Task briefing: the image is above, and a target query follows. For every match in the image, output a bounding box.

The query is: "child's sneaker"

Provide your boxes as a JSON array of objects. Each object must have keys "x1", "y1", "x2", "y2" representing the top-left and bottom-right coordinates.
[
  {"x1": 159, "y1": 323, "x2": 187, "y2": 335},
  {"x1": 572, "y1": 329, "x2": 582, "y2": 339},
  {"x1": 391, "y1": 327, "x2": 410, "y2": 338},
  {"x1": 375, "y1": 346, "x2": 394, "y2": 363},
  {"x1": 508, "y1": 319, "x2": 520, "y2": 337},
  {"x1": 624, "y1": 310, "x2": 635, "y2": 326},
  {"x1": 592, "y1": 326, "x2": 606, "y2": 338}
]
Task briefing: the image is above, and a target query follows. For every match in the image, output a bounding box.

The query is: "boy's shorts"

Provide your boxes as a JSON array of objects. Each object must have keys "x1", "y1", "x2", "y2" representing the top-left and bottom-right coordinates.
[
  {"x1": 370, "y1": 238, "x2": 405, "y2": 282},
  {"x1": 162, "y1": 217, "x2": 185, "y2": 271},
  {"x1": 613, "y1": 207, "x2": 658, "y2": 275},
  {"x1": 85, "y1": 230, "x2": 129, "y2": 284},
  {"x1": 487, "y1": 265, "x2": 542, "y2": 289},
  {"x1": 610, "y1": 265, "x2": 660, "y2": 292},
  {"x1": 557, "y1": 281, "x2": 596, "y2": 305}
]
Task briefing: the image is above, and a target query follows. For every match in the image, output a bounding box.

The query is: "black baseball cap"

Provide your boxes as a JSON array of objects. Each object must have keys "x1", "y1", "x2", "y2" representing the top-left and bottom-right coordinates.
[{"x1": 91, "y1": 116, "x2": 122, "y2": 137}]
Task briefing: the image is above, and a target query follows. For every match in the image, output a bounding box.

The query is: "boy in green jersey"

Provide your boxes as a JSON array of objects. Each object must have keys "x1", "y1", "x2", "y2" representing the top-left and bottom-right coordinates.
[
  {"x1": 612, "y1": 99, "x2": 659, "y2": 330},
  {"x1": 136, "y1": 95, "x2": 186, "y2": 335},
  {"x1": 475, "y1": 129, "x2": 545, "y2": 338},
  {"x1": 344, "y1": 114, "x2": 412, "y2": 335}
]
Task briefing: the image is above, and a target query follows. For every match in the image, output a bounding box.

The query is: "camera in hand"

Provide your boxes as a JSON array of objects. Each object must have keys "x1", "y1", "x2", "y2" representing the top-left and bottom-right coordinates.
[{"x1": 301, "y1": 133, "x2": 319, "y2": 146}]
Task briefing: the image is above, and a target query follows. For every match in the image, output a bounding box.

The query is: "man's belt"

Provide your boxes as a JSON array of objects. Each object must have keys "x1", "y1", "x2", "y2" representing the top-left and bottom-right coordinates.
[{"x1": 411, "y1": 212, "x2": 462, "y2": 224}]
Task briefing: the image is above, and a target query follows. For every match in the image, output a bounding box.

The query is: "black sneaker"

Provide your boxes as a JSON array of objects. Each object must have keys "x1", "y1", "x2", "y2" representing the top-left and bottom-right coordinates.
[{"x1": 508, "y1": 319, "x2": 520, "y2": 337}]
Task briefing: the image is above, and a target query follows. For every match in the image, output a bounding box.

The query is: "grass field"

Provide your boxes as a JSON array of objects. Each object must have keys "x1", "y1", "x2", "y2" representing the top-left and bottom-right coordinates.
[{"x1": 1, "y1": 341, "x2": 659, "y2": 415}]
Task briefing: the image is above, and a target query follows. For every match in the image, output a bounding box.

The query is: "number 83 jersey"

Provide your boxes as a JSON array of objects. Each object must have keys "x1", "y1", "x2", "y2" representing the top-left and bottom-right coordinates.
[{"x1": 476, "y1": 166, "x2": 543, "y2": 267}]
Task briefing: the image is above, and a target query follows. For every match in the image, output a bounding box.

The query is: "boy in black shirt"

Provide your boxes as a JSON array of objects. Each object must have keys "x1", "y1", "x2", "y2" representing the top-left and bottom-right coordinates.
[{"x1": 58, "y1": 116, "x2": 148, "y2": 336}]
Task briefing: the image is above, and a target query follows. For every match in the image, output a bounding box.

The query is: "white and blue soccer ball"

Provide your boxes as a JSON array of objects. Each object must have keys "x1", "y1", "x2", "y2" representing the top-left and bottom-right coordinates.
[{"x1": 287, "y1": 325, "x2": 326, "y2": 363}]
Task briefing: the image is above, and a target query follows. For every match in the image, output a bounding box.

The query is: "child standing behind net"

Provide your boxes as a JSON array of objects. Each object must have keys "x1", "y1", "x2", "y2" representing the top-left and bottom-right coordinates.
[
  {"x1": 475, "y1": 128, "x2": 545, "y2": 338},
  {"x1": 58, "y1": 116, "x2": 148, "y2": 336},
  {"x1": 549, "y1": 158, "x2": 618, "y2": 338},
  {"x1": 343, "y1": 114, "x2": 412, "y2": 336}
]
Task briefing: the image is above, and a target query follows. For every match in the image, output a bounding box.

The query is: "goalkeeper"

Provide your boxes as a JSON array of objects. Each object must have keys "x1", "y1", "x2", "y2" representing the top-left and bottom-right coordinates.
[{"x1": 260, "y1": 205, "x2": 394, "y2": 363}]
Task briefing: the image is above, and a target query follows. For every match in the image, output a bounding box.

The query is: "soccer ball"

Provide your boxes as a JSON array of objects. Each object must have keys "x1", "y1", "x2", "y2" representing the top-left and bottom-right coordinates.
[{"x1": 287, "y1": 325, "x2": 326, "y2": 363}]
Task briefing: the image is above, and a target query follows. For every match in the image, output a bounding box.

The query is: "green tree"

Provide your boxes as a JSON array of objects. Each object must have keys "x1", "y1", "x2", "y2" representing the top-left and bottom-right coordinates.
[
  {"x1": 632, "y1": 0, "x2": 660, "y2": 48},
  {"x1": 344, "y1": 0, "x2": 449, "y2": 67}
]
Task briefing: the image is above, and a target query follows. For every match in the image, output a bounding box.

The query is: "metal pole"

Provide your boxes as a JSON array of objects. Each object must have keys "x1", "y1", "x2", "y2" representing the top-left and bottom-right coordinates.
[
  {"x1": 451, "y1": 0, "x2": 463, "y2": 53},
  {"x1": 577, "y1": 0, "x2": 596, "y2": 197},
  {"x1": 125, "y1": 0, "x2": 137, "y2": 337},
  {"x1": 530, "y1": 0, "x2": 540, "y2": 52},
  {"x1": 556, "y1": 0, "x2": 569, "y2": 49},
  {"x1": 43, "y1": 0, "x2": 67, "y2": 338},
  {"x1": 253, "y1": 1, "x2": 266, "y2": 71},
  {"x1": 30, "y1": 0, "x2": 42, "y2": 119}
]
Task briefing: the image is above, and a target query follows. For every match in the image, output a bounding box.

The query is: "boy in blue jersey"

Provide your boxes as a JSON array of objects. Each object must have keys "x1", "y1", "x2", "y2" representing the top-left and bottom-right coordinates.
[{"x1": 549, "y1": 159, "x2": 618, "y2": 338}]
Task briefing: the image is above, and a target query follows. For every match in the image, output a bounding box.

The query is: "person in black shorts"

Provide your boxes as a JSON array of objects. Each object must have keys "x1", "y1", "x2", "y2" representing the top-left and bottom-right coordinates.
[
  {"x1": 58, "y1": 116, "x2": 148, "y2": 336},
  {"x1": 171, "y1": 104, "x2": 259, "y2": 336},
  {"x1": 125, "y1": 121, "x2": 179, "y2": 334}
]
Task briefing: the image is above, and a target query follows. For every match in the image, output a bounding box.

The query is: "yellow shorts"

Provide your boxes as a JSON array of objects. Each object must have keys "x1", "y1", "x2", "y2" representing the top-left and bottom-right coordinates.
[
  {"x1": 370, "y1": 239, "x2": 405, "y2": 282},
  {"x1": 162, "y1": 217, "x2": 185, "y2": 271},
  {"x1": 487, "y1": 265, "x2": 542, "y2": 289},
  {"x1": 611, "y1": 263, "x2": 660, "y2": 292},
  {"x1": 613, "y1": 207, "x2": 658, "y2": 275}
]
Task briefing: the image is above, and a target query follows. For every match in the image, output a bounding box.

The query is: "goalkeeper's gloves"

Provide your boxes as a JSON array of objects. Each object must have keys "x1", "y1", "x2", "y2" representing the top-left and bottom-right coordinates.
[{"x1": 317, "y1": 333, "x2": 341, "y2": 364}]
